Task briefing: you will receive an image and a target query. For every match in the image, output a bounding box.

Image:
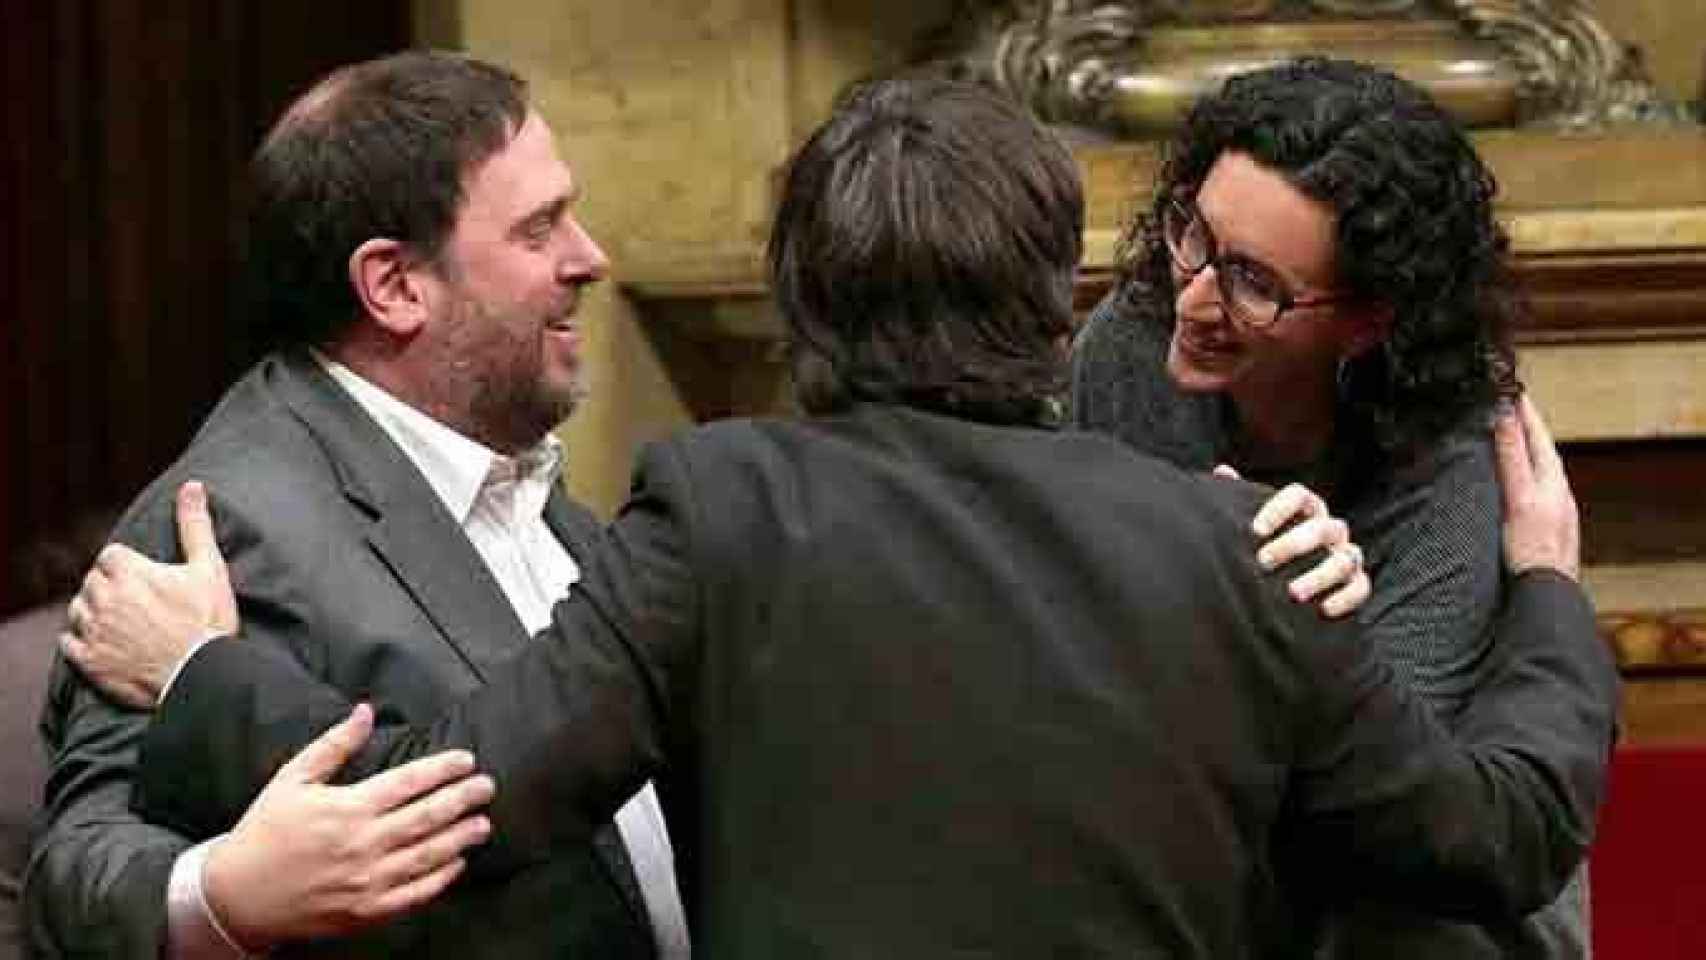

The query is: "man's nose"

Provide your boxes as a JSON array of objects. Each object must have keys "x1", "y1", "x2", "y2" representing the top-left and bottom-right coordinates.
[{"x1": 560, "y1": 217, "x2": 610, "y2": 283}]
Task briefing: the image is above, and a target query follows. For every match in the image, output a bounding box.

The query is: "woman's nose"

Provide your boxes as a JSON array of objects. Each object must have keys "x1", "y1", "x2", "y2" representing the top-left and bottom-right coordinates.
[{"x1": 1174, "y1": 260, "x2": 1222, "y2": 313}]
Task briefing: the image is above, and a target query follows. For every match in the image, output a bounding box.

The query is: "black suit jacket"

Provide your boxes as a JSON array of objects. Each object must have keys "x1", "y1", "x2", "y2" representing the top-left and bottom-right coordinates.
[
  {"x1": 27, "y1": 352, "x2": 653, "y2": 958},
  {"x1": 136, "y1": 403, "x2": 1618, "y2": 958}
]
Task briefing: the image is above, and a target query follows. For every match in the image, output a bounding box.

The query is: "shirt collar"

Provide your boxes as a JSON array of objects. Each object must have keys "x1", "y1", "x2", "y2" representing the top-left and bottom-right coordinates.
[{"x1": 315, "y1": 353, "x2": 562, "y2": 524}]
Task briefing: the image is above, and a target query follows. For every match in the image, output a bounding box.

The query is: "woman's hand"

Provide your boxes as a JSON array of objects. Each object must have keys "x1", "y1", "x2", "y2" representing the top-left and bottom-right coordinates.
[{"x1": 1216, "y1": 466, "x2": 1370, "y2": 619}]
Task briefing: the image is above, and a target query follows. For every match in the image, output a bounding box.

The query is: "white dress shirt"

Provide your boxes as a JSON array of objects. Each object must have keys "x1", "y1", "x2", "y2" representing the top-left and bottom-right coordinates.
[{"x1": 165, "y1": 357, "x2": 689, "y2": 958}]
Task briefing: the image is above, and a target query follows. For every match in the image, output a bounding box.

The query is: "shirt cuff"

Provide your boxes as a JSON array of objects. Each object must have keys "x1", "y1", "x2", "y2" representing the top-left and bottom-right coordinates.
[
  {"x1": 166, "y1": 836, "x2": 251, "y2": 959},
  {"x1": 157, "y1": 634, "x2": 220, "y2": 707}
]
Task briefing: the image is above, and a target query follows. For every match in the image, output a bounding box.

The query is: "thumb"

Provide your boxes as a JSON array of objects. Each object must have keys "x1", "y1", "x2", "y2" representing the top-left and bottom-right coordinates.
[
  {"x1": 275, "y1": 703, "x2": 375, "y2": 785},
  {"x1": 1491, "y1": 400, "x2": 1532, "y2": 515},
  {"x1": 176, "y1": 482, "x2": 226, "y2": 572},
  {"x1": 1517, "y1": 394, "x2": 1565, "y2": 489}
]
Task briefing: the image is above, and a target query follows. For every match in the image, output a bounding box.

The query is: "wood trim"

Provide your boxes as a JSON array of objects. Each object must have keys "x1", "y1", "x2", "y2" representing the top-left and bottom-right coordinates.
[
  {"x1": 1603, "y1": 611, "x2": 1706, "y2": 675},
  {"x1": 1073, "y1": 249, "x2": 1706, "y2": 344},
  {"x1": 1514, "y1": 249, "x2": 1706, "y2": 344},
  {"x1": 625, "y1": 236, "x2": 1706, "y2": 347}
]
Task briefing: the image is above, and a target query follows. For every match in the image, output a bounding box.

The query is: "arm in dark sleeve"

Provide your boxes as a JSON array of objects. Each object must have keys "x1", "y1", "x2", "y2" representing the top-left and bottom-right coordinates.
[
  {"x1": 1284, "y1": 569, "x2": 1617, "y2": 922},
  {"x1": 24, "y1": 486, "x2": 306, "y2": 958},
  {"x1": 24, "y1": 656, "x2": 190, "y2": 958},
  {"x1": 136, "y1": 439, "x2": 702, "y2": 873}
]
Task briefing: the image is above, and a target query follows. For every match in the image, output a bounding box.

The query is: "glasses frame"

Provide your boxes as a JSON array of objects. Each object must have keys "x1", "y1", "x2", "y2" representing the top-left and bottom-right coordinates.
[{"x1": 1160, "y1": 198, "x2": 1353, "y2": 329}]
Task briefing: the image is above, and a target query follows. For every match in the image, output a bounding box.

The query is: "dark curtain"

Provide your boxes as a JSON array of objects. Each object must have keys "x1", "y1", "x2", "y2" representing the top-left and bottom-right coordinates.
[{"x1": 2, "y1": 2, "x2": 410, "y2": 615}]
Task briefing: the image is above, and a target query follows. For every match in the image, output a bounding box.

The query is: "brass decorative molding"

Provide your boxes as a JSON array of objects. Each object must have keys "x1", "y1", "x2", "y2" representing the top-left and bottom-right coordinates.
[
  {"x1": 924, "y1": 0, "x2": 1691, "y2": 135},
  {"x1": 1444, "y1": 0, "x2": 1693, "y2": 128}
]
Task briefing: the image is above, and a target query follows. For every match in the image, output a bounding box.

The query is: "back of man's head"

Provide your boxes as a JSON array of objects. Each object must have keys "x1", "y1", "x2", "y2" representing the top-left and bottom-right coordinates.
[
  {"x1": 246, "y1": 50, "x2": 528, "y2": 350},
  {"x1": 770, "y1": 76, "x2": 1084, "y2": 426}
]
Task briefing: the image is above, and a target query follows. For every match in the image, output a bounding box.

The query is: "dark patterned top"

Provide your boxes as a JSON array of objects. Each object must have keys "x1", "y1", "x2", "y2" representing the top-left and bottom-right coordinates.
[
  {"x1": 1069, "y1": 293, "x2": 1589, "y2": 959},
  {"x1": 1069, "y1": 295, "x2": 1503, "y2": 715}
]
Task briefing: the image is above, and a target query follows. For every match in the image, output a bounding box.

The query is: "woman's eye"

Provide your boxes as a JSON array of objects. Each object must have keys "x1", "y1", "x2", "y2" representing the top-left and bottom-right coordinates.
[{"x1": 1227, "y1": 261, "x2": 1284, "y2": 303}]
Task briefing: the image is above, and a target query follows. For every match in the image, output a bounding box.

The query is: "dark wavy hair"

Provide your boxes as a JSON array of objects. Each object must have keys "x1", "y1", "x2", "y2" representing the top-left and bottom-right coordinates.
[
  {"x1": 1114, "y1": 57, "x2": 1521, "y2": 462},
  {"x1": 245, "y1": 51, "x2": 529, "y2": 349},
  {"x1": 769, "y1": 75, "x2": 1083, "y2": 425}
]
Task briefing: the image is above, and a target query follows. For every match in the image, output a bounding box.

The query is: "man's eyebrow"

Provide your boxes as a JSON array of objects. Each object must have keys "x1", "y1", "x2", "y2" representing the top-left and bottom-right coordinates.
[{"x1": 507, "y1": 195, "x2": 570, "y2": 238}]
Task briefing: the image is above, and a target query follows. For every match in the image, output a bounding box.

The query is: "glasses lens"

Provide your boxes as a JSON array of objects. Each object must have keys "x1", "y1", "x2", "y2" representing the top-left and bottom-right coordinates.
[{"x1": 1220, "y1": 261, "x2": 1284, "y2": 328}]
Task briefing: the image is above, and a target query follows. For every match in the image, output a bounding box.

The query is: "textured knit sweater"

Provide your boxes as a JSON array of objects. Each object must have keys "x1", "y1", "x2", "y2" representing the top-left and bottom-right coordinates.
[{"x1": 1069, "y1": 293, "x2": 1588, "y2": 959}]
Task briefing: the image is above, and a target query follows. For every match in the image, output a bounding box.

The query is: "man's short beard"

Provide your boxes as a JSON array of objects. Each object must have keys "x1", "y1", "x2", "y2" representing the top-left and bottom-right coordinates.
[{"x1": 468, "y1": 373, "x2": 582, "y2": 454}]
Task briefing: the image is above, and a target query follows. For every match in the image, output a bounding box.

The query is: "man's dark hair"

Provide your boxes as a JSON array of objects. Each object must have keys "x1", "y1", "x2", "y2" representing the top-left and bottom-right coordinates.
[
  {"x1": 770, "y1": 75, "x2": 1084, "y2": 425},
  {"x1": 1114, "y1": 57, "x2": 1521, "y2": 461},
  {"x1": 246, "y1": 50, "x2": 529, "y2": 348}
]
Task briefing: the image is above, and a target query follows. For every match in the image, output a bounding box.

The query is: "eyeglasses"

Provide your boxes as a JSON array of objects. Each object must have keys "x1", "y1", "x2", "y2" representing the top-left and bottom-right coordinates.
[{"x1": 1160, "y1": 199, "x2": 1351, "y2": 329}]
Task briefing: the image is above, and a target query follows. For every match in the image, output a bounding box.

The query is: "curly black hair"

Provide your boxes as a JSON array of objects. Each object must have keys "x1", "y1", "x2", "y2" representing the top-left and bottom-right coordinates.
[
  {"x1": 770, "y1": 75, "x2": 1083, "y2": 426},
  {"x1": 1113, "y1": 57, "x2": 1521, "y2": 462}
]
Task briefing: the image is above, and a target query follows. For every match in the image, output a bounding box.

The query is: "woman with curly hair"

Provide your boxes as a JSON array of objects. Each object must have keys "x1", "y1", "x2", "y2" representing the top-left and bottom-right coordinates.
[{"x1": 1071, "y1": 58, "x2": 1583, "y2": 957}]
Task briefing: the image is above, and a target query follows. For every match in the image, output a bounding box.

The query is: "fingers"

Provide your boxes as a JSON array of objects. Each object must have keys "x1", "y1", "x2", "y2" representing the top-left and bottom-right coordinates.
[
  {"x1": 58, "y1": 630, "x2": 86, "y2": 662},
  {"x1": 1252, "y1": 483, "x2": 1326, "y2": 539},
  {"x1": 66, "y1": 591, "x2": 92, "y2": 636},
  {"x1": 360, "y1": 856, "x2": 469, "y2": 924},
  {"x1": 1318, "y1": 568, "x2": 1371, "y2": 620},
  {"x1": 1286, "y1": 542, "x2": 1360, "y2": 603},
  {"x1": 1212, "y1": 463, "x2": 1241, "y2": 480},
  {"x1": 277, "y1": 704, "x2": 377, "y2": 785},
  {"x1": 371, "y1": 774, "x2": 495, "y2": 854},
  {"x1": 58, "y1": 630, "x2": 156, "y2": 709},
  {"x1": 1257, "y1": 514, "x2": 1348, "y2": 572},
  {"x1": 176, "y1": 481, "x2": 226, "y2": 571},
  {"x1": 349, "y1": 749, "x2": 483, "y2": 814},
  {"x1": 93, "y1": 543, "x2": 147, "y2": 577}
]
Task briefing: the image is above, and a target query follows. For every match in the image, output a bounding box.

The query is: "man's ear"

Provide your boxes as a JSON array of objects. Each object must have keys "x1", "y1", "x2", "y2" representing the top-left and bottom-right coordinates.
[
  {"x1": 1341, "y1": 300, "x2": 1394, "y2": 361},
  {"x1": 348, "y1": 238, "x2": 430, "y2": 337}
]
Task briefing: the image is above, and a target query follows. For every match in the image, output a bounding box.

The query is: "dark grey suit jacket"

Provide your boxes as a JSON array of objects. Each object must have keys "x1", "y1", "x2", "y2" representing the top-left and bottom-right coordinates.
[
  {"x1": 0, "y1": 605, "x2": 57, "y2": 960},
  {"x1": 26, "y1": 352, "x2": 654, "y2": 958},
  {"x1": 136, "y1": 403, "x2": 1618, "y2": 958}
]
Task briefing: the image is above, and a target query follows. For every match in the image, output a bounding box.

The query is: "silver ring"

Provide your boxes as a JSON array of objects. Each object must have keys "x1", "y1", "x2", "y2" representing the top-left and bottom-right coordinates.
[{"x1": 1341, "y1": 543, "x2": 1364, "y2": 570}]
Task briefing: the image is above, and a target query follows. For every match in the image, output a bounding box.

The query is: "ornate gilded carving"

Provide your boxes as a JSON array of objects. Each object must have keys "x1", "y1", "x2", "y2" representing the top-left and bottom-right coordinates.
[
  {"x1": 1443, "y1": 0, "x2": 1693, "y2": 127},
  {"x1": 925, "y1": 2, "x2": 1154, "y2": 131},
  {"x1": 926, "y1": 0, "x2": 1691, "y2": 134}
]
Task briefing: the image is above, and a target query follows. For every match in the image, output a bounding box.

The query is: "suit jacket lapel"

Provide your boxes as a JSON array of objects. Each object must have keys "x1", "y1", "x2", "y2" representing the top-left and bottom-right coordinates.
[
  {"x1": 274, "y1": 355, "x2": 655, "y2": 930},
  {"x1": 269, "y1": 352, "x2": 529, "y2": 681}
]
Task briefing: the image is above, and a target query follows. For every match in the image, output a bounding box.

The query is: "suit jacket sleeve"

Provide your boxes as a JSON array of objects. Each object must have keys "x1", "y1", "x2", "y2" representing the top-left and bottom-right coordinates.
[
  {"x1": 25, "y1": 653, "x2": 189, "y2": 958},
  {"x1": 136, "y1": 438, "x2": 702, "y2": 874},
  {"x1": 1282, "y1": 568, "x2": 1617, "y2": 922},
  {"x1": 25, "y1": 485, "x2": 319, "y2": 957}
]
